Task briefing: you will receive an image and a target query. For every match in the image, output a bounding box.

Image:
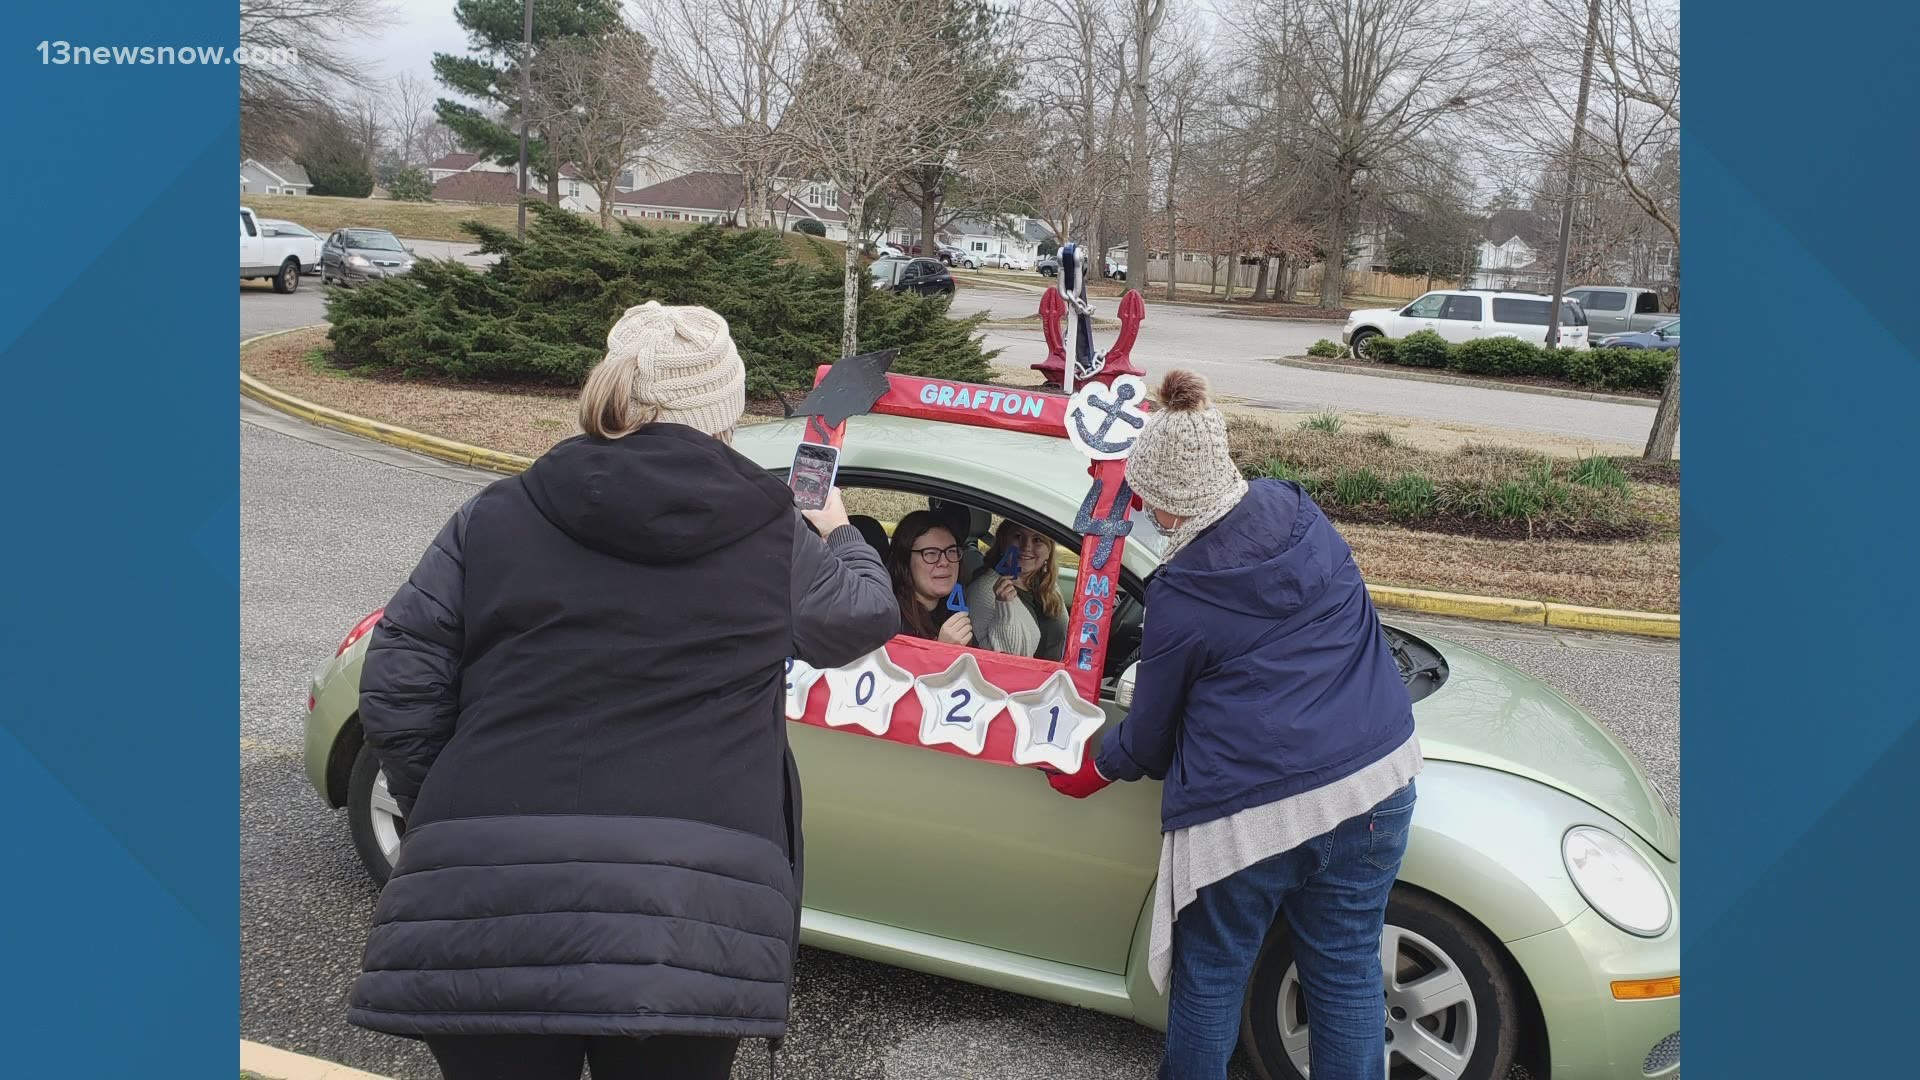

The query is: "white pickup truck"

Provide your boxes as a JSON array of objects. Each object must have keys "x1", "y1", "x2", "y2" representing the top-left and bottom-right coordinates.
[{"x1": 241, "y1": 206, "x2": 309, "y2": 293}]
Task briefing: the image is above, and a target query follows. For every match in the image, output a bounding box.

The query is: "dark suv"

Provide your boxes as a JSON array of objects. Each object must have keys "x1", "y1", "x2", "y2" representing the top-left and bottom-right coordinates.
[{"x1": 869, "y1": 256, "x2": 956, "y2": 296}]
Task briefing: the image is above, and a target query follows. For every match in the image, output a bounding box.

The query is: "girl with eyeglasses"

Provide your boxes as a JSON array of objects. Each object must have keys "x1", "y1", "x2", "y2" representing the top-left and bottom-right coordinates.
[{"x1": 888, "y1": 510, "x2": 976, "y2": 646}]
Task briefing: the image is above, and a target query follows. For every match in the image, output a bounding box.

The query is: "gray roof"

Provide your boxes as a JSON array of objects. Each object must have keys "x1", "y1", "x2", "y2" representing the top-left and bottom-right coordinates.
[
  {"x1": 1023, "y1": 219, "x2": 1054, "y2": 243},
  {"x1": 249, "y1": 159, "x2": 311, "y2": 188}
]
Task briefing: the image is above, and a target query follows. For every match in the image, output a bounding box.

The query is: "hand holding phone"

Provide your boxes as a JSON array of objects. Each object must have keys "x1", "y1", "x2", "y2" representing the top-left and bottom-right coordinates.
[{"x1": 789, "y1": 441, "x2": 840, "y2": 512}]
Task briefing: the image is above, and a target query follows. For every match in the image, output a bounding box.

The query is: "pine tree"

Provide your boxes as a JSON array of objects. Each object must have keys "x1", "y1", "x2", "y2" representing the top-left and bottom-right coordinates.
[
  {"x1": 325, "y1": 208, "x2": 997, "y2": 394},
  {"x1": 432, "y1": 0, "x2": 621, "y2": 204}
]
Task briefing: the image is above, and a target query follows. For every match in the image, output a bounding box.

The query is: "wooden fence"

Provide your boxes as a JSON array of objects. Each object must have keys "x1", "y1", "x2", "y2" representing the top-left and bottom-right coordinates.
[{"x1": 1135, "y1": 256, "x2": 1452, "y2": 301}]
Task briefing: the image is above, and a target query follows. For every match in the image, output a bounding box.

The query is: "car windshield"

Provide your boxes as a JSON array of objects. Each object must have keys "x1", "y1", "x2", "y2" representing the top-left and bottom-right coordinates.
[
  {"x1": 345, "y1": 230, "x2": 404, "y2": 251},
  {"x1": 1660, "y1": 319, "x2": 1680, "y2": 335}
]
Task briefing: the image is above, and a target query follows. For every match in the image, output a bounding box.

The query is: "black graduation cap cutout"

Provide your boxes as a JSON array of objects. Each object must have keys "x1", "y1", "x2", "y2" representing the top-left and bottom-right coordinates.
[{"x1": 796, "y1": 348, "x2": 898, "y2": 432}]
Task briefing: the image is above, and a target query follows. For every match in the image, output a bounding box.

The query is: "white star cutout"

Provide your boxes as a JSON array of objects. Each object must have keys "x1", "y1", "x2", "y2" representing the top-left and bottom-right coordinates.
[
  {"x1": 1006, "y1": 669, "x2": 1109, "y2": 773},
  {"x1": 912, "y1": 653, "x2": 1010, "y2": 756},
  {"x1": 783, "y1": 657, "x2": 823, "y2": 720},
  {"x1": 822, "y1": 648, "x2": 915, "y2": 735}
]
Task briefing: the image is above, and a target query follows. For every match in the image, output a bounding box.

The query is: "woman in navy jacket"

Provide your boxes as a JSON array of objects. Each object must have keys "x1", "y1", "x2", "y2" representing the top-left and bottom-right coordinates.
[{"x1": 1053, "y1": 371, "x2": 1422, "y2": 1080}]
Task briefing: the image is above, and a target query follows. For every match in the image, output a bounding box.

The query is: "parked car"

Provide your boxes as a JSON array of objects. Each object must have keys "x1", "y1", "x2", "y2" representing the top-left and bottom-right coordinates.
[
  {"x1": 303, "y1": 399, "x2": 1679, "y2": 1080},
  {"x1": 937, "y1": 244, "x2": 967, "y2": 266},
  {"x1": 1565, "y1": 286, "x2": 1671, "y2": 337},
  {"x1": 1036, "y1": 255, "x2": 1060, "y2": 277},
  {"x1": 319, "y1": 228, "x2": 416, "y2": 286},
  {"x1": 865, "y1": 240, "x2": 907, "y2": 259},
  {"x1": 868, "y1": 255, "x2": 955, "y2": 296},
  {"x1": 1104, "y1": 257, "x2": 1127, "y2": 281},
  {"x1": 1344, "y1": 290, "x2": 1591, "y2": 358},
  {"x1": 964, "y1": 251, "x2": 1030, "y2": 271},
  {"x1": 239, "y1": 206, "x2": 310, "y2": 294},
  {"x1": 257, "y1": 218, "x2": 323, "y2": 275},
  {"x1": 1599, "y1": 318, "x2": 1680, "y2": 351}
]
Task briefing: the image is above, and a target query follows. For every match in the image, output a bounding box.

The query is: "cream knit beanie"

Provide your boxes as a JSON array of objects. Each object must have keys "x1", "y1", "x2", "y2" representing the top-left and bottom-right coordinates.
[
  {"x1": 1125, "y1": 370, "x2": 1248, "y2": 558},
  {"x1": 602, "y1": 301, "x2": 747, "y2": 437}
]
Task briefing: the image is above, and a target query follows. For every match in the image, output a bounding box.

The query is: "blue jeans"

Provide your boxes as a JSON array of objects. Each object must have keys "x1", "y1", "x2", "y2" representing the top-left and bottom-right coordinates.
[{"x1": 1160, "y1": 781, "x2": 1416, "y2": 1080}]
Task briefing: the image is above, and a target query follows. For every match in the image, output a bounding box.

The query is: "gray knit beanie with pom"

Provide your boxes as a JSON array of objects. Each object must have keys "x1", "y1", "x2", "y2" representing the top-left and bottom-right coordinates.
[{"x1": 1124, "y1": 370, "x2": 1248, "y2": 559}]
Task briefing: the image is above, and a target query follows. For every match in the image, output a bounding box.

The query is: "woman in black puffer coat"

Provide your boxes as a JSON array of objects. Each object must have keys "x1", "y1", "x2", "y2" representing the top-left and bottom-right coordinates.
[{"x1": 347, "y1": 302, "x2": 899, "y2": 1080}]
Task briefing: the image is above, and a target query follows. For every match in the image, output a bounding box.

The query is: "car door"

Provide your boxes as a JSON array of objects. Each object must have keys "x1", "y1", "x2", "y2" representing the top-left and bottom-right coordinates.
[
  {"x1": 1395, "y1": 292, "x2": 1448, "y2": 337},
  {"x1": 1436, "y1": 293, "x2": 1486, "y2": 343},
  {"x1": 1567, "y1": 288, "x2": 1628, "y2": 335},
  {"x1": 240, "y1": 210, "x2": 261, "y2": 272},
  {"x1": 788, "y1": 481, "x2": 1162, "y2": 975},
  {"x1": 321, "y1": 232, "x2": 341, "y2": 273}
]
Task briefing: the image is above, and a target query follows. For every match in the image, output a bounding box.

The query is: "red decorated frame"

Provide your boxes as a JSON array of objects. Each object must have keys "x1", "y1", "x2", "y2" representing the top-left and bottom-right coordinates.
[{"x1": 795, "y1": 363, "x2": 1145, "y2": 780}]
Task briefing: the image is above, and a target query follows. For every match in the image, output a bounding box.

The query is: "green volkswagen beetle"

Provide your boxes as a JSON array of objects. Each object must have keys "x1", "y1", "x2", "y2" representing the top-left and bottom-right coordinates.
[{"x1": 303, "y1": 406, "x2": 1678, "y2": 1080}]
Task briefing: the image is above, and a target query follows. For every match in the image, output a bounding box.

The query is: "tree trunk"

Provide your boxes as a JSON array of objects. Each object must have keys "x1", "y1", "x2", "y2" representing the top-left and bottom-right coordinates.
[
  {"x1": 841, "y1": 191, "x2": 865, "y2": 359},
  {"x1": 741, "y1": 162, "x2": 763, "y2": 228},
  {"x1": 547, "y1": 169, "x2": 562, "y2": 208},
  {"x1": 1320, "y1": 180, "x2": 1349, "y2": 309},
  {"x1": 1224, "y1": 253, "x2": 1238, "y2": 301},
  {"x1": 1251, "y1": 256, "x2": 1271, "y2": 301},
  {"x1": 1277, "y1": 253, "x2": 1293, "y2": 303},
  {"x1": 599, "y1": 177, "x2": 615, "y2": 230},
  {"x1": 920, "y1": 175, "x2": 938, "y2": 261},
  {"x1": 1127, "y1": 4, "x2": 1155, "y2": 306},
  {"x1": 1643, "y1": 350, "x2": 1680, "y2": 460}
]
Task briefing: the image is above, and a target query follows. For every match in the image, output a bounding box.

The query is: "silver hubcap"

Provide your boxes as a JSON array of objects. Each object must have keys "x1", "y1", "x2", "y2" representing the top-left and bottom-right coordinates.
[
  {"x1": 369, "y1": 769, "x2": 404, "y2": 865},
  {"x1": 1276, "y1": 923, "x2": 1477, "y2": 1080}
]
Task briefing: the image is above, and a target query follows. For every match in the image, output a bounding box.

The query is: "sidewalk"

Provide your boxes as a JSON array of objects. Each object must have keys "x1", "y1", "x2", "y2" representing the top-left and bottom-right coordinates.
[{"x1": 242, "y1": 1041, "x2": 393, "y2": 1080}]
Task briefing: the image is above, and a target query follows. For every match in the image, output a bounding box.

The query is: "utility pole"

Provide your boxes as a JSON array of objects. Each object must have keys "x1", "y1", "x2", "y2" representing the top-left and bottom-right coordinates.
[
  {"x1": 1545, "y1": 0, "x2": 1603, "y2": 347},
  {"x1": 516, "y1": 0, "x2": 533, "y2": 240}
]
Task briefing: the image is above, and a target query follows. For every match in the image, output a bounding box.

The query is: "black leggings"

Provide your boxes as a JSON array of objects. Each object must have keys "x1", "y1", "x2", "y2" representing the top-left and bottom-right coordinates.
[{"x1": 424, "y1": 1034, "x2": 740, "y2": 1080}]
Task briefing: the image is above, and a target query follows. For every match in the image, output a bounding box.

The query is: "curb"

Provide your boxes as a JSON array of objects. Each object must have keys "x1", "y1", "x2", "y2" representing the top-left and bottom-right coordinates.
[
  {"x1": 241, "y1": 1040, "x2": 394, "y2": 1080},
  {"x1": 240, "y1": 327, "x2": 533, "y2": 476},
  {"x1": 238, "y1": 340, "x2": 1678, "y2": 639},
  {"x1": 1261, "y1": 355, "x2": 1657, "y2": 408}
]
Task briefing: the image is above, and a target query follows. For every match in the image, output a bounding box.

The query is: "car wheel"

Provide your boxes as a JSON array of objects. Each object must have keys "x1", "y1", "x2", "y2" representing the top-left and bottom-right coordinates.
[
  {"x1": 346, "y1": 741, "x2": 405, "y2": 886},
  {"x1": 1242, "y1": 888, "x2": 1521, "y2": 1080},
  {"x1": 272, "y1": 258, "x2": 300, "y2": 294},
  {"x1": 1349, "y1": 329, "x2": 1381, "y2": 359}
]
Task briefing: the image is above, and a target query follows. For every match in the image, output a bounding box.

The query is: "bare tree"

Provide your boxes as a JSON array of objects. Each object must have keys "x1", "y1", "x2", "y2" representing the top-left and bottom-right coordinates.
[
  {"x1": 529, "y1": 29, "x2": 668, "y2": 229},
  {"x1": 384, "y1": 71, "x2": 439, "y2": 169},
  {"x1": 344, "y1": 91, "x2": 385, "y2": 174},
  {"x1": 1025, "y1": 0, "x2": 1127, "y2": 245},
  {"x1": 1149, "y1": 41, "x2": 1208, "y2": 297},
  {"x1": 1125, "y1": 0, "x2": 1169, "y2": 292},
  {"x1": 1595, "y1": 0, "x2": 1679, "y2": 249},
  {"x1": 239, "y1": 0, "x2": 395, "y2": 156},
  {"x1": 641, "y1": 0, "x2": 809, "y2": 227},
  {"x1": 783, "y1": 0, "x2": 1013, "y2": 355},
  {"x1": 1238, "y1": 0, "x2": 1480, "y2": 308}
]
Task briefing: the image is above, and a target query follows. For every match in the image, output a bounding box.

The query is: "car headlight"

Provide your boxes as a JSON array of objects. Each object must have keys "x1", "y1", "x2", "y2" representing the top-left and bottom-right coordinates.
[
  {"x1": 1562, "y1": 825, "x2": 1671, "y2": 936},
  {"x1": 347, "y1": 254, "x2": 370, "y2": 268}
]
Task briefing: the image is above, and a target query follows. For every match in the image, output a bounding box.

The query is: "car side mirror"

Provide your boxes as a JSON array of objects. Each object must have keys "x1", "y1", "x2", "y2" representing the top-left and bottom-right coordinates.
[{"x1": 1115, "y1": 661, "x2": 1140, "y2": 710}]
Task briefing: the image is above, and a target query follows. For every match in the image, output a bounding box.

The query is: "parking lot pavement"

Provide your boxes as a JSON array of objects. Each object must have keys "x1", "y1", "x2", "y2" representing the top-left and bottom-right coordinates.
[{"x1": 241, "y1": 408, "x2": 1673, "y2": 1079}]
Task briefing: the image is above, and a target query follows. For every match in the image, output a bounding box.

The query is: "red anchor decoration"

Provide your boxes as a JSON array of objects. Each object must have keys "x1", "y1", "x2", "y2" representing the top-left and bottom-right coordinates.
[{"x1": 1031, "y1": 280, "x2": 1147, "y2": 389}]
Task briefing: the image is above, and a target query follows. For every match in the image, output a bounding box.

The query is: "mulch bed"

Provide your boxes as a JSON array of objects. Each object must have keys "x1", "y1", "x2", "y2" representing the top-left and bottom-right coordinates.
[{"x1": 1286, "y1": 352, "x2": 1662, "y2": 400}]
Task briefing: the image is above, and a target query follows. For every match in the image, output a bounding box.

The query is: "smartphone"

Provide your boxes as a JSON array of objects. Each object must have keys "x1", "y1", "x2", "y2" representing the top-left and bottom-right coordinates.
[{"x1": 789, "y1": 441, "x2": 839, "y2": 511}]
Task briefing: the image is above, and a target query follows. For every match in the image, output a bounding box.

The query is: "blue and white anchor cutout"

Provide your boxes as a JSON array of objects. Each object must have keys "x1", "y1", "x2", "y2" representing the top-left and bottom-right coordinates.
[
  {"x1": 823, "y1": 648, "x2": 915, "y2": 735},
  {"x1": 913, "y1": 653, "x2": 1010, "y2": 757},
  {"x1": 1064, "y1": 374, "x2": 1150, "y2": 460},
  {"x1": 783, "y1": 657, "x2": 823, "y2": 721},
  {"x1": 1007, "y1": 669, "x2": 1108, "y2": 773}
]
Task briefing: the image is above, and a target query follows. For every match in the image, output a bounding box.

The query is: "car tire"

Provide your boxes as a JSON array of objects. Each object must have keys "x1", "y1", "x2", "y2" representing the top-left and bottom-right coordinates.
[
  {"x1": 272, "y1": 258, "x2": 300, "y2": 294},
  {"x1": 1241, "y1": 887, "x2": 1522, "y2": 1080},
  {"x1": 346, "y1": 741, "x2": 405, "y2": 887},
  {"x1": 1349, "y1": 328, "x2": 1381, "y2": 359}
]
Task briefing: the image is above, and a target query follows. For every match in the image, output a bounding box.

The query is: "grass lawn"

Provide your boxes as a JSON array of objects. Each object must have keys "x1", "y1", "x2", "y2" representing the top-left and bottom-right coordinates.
[
  {"x1": 244, "y1": 327, "x2": 1677, "y2": 612},
  {"x1": 243, "y1": 194, "x2": 845, "y2": 264}
]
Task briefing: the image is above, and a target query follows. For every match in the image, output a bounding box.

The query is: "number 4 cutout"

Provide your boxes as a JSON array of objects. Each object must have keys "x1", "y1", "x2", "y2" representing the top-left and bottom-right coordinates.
[{"x1": 913, "y1": 653, "x2": 1009, "y2": 756}]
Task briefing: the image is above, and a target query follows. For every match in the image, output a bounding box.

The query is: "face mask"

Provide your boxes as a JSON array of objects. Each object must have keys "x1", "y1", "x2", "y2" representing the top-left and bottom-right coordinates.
[{"x1": 1144, "y1": 510, "x2": 1176, "y2": 537}]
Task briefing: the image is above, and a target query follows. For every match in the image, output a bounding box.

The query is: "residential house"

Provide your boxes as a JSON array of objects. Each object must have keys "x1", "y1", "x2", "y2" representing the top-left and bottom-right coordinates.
[
  {"x1": 928, "y1": 216, "x2": 1046, "y2": 264},
  {"x1": 1469, "y1": 208, "x2": 1555, "y2": 291},
  {"x1": 428, "y1": 153, "x2": 599, "y2": 214},
  {"x1": 240, "y1": 159, "x2": 312, "y2": 196},
  {"x1": 613, "y1": 171, "x2": 852, "y2": 238}
]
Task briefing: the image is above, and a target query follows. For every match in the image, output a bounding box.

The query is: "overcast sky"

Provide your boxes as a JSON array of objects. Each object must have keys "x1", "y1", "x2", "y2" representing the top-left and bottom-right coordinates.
[{"x1": 357, "y1": 0, "x2": 473, "y2": 86}]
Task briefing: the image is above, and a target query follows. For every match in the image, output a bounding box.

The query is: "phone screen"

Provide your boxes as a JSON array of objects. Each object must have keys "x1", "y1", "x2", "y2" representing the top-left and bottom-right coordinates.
[{"x1": 789, "y1": 441, "x2": 839, "y2": 511}]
